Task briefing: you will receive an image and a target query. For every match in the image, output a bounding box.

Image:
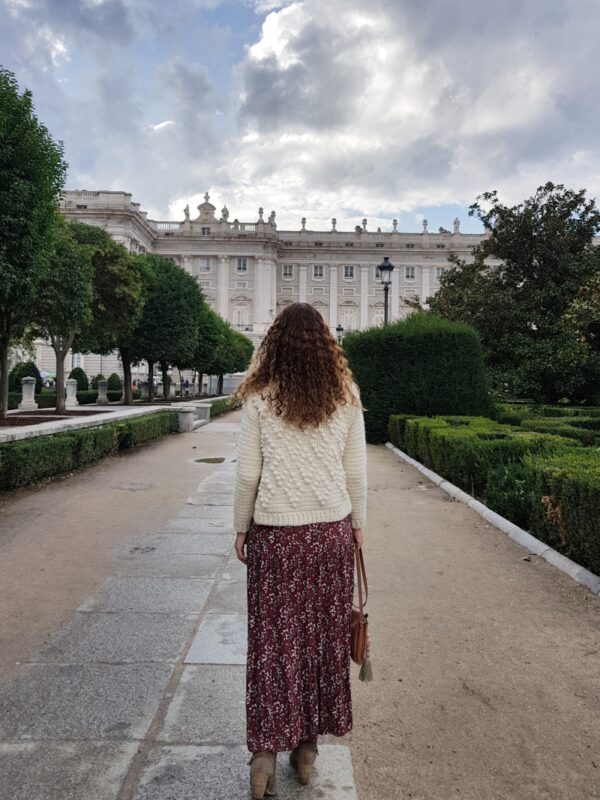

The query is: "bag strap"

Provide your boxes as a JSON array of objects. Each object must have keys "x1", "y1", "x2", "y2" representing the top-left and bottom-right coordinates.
[{"x1": 352, "y1": 546, "x2": 368, "y2": 612}]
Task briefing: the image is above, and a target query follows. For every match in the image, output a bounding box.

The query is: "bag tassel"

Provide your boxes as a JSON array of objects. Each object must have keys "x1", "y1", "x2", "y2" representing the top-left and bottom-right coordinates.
[{"x1": 358, "y1": 641, "x2": 373, "y2": 682}]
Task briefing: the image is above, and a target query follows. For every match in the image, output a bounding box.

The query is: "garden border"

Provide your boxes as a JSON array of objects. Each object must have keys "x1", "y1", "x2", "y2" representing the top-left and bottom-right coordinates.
[{"x1": 385, "y1": 441, "x2": 600, "y2": 597}]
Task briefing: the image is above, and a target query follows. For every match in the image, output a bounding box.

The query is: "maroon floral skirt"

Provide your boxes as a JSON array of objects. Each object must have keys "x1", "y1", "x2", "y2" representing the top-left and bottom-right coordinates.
[{"x1": 245, "y1": 512, "x2": 355, "y2": 753}]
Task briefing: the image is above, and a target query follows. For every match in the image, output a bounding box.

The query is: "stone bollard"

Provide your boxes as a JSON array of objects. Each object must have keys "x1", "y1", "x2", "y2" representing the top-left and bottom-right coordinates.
[
  {"x1": 65, "y1": 378, "x2": 79, "y2": 408},
  {"x1": 195, "y1": 401, "x2": 212, "y2": 422},
  {"x1": 177, "y1": 408, "x2": 196, "y2": 433},
  {"x1": 18, "y1": 376, "x2": 38, "y2": 411},
  {"x1": 96, "y1": 379, "x2": 109, "y2": 405}
]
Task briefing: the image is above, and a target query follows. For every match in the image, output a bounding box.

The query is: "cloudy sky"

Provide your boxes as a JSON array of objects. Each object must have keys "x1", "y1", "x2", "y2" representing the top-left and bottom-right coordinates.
[{"x1": 2, "y1": 0, "x2": 599, "y2": 233}]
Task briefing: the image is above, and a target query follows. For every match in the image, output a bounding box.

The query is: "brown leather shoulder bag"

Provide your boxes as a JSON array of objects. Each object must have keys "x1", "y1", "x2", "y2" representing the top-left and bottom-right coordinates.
[{"x1": 350, "y1": 546, "x2": 369, "y2": 665}]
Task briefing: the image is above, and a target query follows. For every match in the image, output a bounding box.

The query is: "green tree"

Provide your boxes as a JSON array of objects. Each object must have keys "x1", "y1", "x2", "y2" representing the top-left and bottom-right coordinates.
[
  {"x1": 68, "y1": 367, "x2": 89, "y2": 392},
  {"x1": 34, "y1": 216, "x2": 93, "y2": 412},
  {"x1": 130, "y1": 255, "x2": 204, "y2": 400},
  {"x1": 70, "y1": 223, "x2": 146, "y2": 405},
  {"x1": 8, "y1": 360, "x2": 42, "y2": 395},
  {"x1": 429, "y1": 183, "x2": 600, "y2": 401},
  {"x1": 0, "y1": 68, "x2": 67, "y2": 417},
  {"x1": 193, "y1": 304, "x2": 227, "y2": 394}
]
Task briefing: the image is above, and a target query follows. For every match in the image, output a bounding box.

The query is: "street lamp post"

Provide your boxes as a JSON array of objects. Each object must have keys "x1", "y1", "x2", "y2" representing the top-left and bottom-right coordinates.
[
  {"x1": 378, "y1": 256, "x2": 395, "y2": 325},
  {"x1": 335, "y1": 323, "x2": 345, "y2": 343}
]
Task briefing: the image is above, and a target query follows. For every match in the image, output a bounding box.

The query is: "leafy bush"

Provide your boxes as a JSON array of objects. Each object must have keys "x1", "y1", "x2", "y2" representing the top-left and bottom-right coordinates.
[
  {"x1": 91, "y1": 373, "x2": 105, "y2": 390},
  {"x1": 69, "y1": 367, "x2": 89, "y2": 391},
  {"x1": 343, "y1": 312, "x2": 495, "y2": 443},
  {"x1": 525, "y1": 450, "x2": 600, "y2": 575},
  {"x1": 107, "y1": 372, "x2": 122, "y2": 391},
  {"x1": 9, "y1": 361, "x2": 42, "y2": 395},
  {"x1": 0, "y1": 411, "x2": 180, "y2": 490}
]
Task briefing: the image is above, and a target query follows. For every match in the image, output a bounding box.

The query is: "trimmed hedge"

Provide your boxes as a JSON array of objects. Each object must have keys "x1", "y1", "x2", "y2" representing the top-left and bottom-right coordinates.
[
  {"x1": 69, "y1": 367, "x2": 89, "y2": 391},
  {"x1": 9, "y1": 361, "x2": 42, "y2": 395},
  {"x1": 117, "y1": 410, "x2": 179, "y2": 448},
  {"x1": 210, "y1": 396, "x2": 241, "y2": 417},
  {"x1": 343, "y1": 312, "x2": 495, "y2": 443},
  {"x1": 0, "y1": 411, "x2": 179, "y2": 490},
  {"x1": 525, "y1": 450, "x2": 600, "y2": 575},
  {"x1": 389, "y1": 412, "x2": 600, "y2": 574}
]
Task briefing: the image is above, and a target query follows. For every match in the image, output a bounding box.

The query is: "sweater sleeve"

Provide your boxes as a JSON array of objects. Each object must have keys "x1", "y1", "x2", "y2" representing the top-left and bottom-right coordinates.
[
  {"x1": 233, "y1": 396, "x2": 263, "y2": 533},
  {"x1": 342, "y1": 403, "x2": 368, "y2": 529}
]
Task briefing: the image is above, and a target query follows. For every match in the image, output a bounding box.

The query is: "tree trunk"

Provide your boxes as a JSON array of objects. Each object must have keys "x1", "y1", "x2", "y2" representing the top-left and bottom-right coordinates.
[
  {"x1": 161, "y1": 362, "x2": 169, "y2": 399},
  {"x1": 217, "y1": 374, "x2": 224, "y2": 395},
  {"x1": 0, "y1": 337, "x2": 9, "y2": 420},
  {"x1": 120, "y1": 346, "x2": 133, "y2": 405},
  {"x1": 178, "y1": 367, "x2": 184, "y2": 398},
  {"x1": 197, "y1": 371, "x2": 203, "y2": 397},
  {"x1": 148, "y1": 360, "x2": 155, "y2": 403}
]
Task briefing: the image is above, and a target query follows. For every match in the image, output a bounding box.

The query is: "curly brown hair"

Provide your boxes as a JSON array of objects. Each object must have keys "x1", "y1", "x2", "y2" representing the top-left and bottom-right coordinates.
[{"x1": 230, "y1": 302, "x2": 364, "y2": 428}]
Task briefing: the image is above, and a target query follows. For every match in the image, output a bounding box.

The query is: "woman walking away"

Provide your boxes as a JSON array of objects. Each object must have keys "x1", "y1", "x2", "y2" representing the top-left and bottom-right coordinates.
[{"x1": 231, "y1": 302, "x2": 368, "y2": 799}]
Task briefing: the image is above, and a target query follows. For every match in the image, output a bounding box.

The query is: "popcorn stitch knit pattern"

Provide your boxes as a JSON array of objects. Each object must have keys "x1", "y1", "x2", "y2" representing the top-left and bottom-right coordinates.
[{"x1": 233, "y1": 383, "x2": 367, "y2": 533}]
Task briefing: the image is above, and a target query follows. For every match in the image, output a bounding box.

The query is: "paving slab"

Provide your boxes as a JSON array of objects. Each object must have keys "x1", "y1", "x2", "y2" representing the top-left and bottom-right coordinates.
[
  {"x1": 0, "y1": 663, "x2": 172, "y2": 740},
  {"x1": 132, "y1": 744, "x2": 356, "y2": 799},
  {"x1": 184, "y1": 492, "x2": 233, "y2": 506},
  {"x1": 77, "y1": 577, "x2": 214, "y2": 614},
  {"x1": 130, "y1": 533, "x2": 234, "y2": 556},
  {"x1": 174, "y1": 504, "x2": 234, "y2": 520},
  {"x1": 220, "y1": 556, "x2": 248, "y2": 581},
  {"x1": 164, "y1": 517, "x2": 232, "y2": 534},
  {"x1": 158, "y1": 665, "x2": 246, "y2": 744},
  {"x1": 204, "y1": 578, "x2": 247, "y2": 614},
  {"x1": 185, "y1": 613, "x2": 247, "y2": 665},
  {"x1": 34, "y1": 611, "x2": 196, "y2": 664},
  {"x1": 117, "y1": 552, "x2": 225, "y2": 579},
  {"x1": 0, "y1": 741, "x2": 138, "y2": 800},
  {"x1": 201, "y1": 422, "x2": 241, "y2": 433}
]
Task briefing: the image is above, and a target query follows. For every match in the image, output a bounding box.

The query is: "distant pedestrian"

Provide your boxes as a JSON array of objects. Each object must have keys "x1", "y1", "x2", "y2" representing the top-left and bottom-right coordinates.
[
  {"x1": 184, "y1": 378, "x2": 190, "y2": 397},
  {"x1": 231, "y1": 302, "x2": 367, "y2": 798}
]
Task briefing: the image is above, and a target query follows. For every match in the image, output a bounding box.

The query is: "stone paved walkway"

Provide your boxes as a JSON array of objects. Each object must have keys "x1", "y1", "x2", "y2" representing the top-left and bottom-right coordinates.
[
  {"x1": 1, "y1": 409, "x2": 600, "y2": 800},
  {"x1": 0, "y1": 412, "x2": 357, "y2": 799}
]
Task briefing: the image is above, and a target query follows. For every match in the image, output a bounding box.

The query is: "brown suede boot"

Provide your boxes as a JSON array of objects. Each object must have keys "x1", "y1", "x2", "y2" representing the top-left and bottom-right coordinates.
[
  {"x1": 247, "y1": 751, "x2": 277, "y2": 798},
  {"x1": 289, "y1": 738, "x2": 319, "y2": 785}
]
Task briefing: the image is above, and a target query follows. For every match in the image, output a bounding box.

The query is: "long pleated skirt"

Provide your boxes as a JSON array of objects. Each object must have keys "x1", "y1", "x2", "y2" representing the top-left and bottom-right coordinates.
[{"x1": 245, "y1": 512, "x2": 355, "y2": 753}]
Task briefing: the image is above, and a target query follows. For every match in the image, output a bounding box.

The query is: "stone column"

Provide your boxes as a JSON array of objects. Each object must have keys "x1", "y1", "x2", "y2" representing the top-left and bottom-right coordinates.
[
  {"x1": 65, "y1": 379, "x2": 79, "y2": 408},
  {"x1": 18, "y1": 377, "x2": 38, "y2": 411},
  {"x1": 96, "y1": 379, "x2": 109, "y2": 405},
  {"x1": 253, "y1": 257, "x2": 264, "y2": 330},
  {"x1": 264, "y1": 259, "x2": 273, "y2": 323},
  {"x1": 299, "y1": 264, "x2": 307, "y2": 302},
  {"x1": 329, "y1": 264, "x2": 338, "y2": 329},
  {"x1": 360, "y1": 265, "x2": 369, "y2": 329},
  {"x1": 391, "y1": 262, "x2": 399, "y2": 320},
  {"x1": 270, "y1": 257, "x2": 277, "y2": 320},
  {"x1": 421, "y1": 266, "x2": 431, "y2": 307},
  {"x1": 218, "y1": 256, "x2": 229, "y2": 320}
]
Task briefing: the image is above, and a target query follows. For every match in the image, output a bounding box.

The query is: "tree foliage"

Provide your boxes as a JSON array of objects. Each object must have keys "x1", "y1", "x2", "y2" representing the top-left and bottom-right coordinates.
[
  {"x1": 429, "y1": 183, "x2": 600, "y2": 402},
  {"x1": 0, "y1": 67, "x2": 67, "y2": 417},
  {"x1": 34, "y1": 215, "x2": 94, "y2": 411}
]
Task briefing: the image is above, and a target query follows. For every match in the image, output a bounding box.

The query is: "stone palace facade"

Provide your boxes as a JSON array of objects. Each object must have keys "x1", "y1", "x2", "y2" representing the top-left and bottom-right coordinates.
[{"x1": 21, "y1": 190, "x2": 490, "y2": 382}]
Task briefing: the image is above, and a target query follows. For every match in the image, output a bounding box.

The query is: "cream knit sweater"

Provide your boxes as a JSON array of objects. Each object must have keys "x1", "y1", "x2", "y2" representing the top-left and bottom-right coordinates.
[{"x1": 233, "y1": 382, "x2": 368, "y2": 533}]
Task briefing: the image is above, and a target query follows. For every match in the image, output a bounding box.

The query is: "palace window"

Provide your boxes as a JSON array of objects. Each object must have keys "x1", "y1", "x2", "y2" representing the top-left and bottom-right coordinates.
[
  {"x1": 345, "y1": 242, "x2": 354, "y2": 247},
  {"x1": 405, "y1": 266, "x2": 415, "y2": 280},
  {"x1": 201, "y1": 227, "x2": 211, "y2": 235},
  {"x1": 375, "y1": 243, "x2": 384, "y2": 248},
  {"x1": 283, "y1": 264, "x2": 294, "y2": 279},
  {"x1": 236, "y1": 257, "x2": 247, "y2": 272},
  {"x1": 313, "y1": 264, "x2": 324, "y2": 279},
  {"x1": 435, "y1": 267, "x2": 444, "y2": 280},
  {"x1": 340, "y1": 306, "x2": 357, "y2": 330},
  {"x1": 372, "y1": 308, "x2": 384, "y2": 326},
  {"x1": 374, "y1": 265, "x2": 380, "y2": 279},
  {"x1": 234, "y1": 307, "x2": 250, "y2": 328},
  {"x1": 436, "y1": 244, "x2": 446, "y2": 249},
  {"x1": 314, "y1": 242, "x2": 323, "y2": 247},
  {"x1": 406, "y1": 243, "x2": 415, "y2": 249},
  {"x1": 343, "y1": 265, "x2": 354, "y2": 280},
  {"x1": 76, "y1": 204, "x2": 88, "y2": 210}
]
